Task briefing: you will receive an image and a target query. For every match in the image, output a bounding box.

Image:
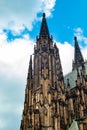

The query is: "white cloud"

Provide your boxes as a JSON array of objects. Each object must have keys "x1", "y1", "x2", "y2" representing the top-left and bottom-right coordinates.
[
  {"x1": 0, "y1": 119, "x2": 7, "y2": 129},
  {"x1": 74, "y1": 27, "x2": 87, "y2": 44},
  {"x1": 74, "y1": 27, "x2": 83, "y2": 34},
  {"x1": 41, "y1": 0, "x2": 56, "y2": 17},
  {"x1": 0, "y1": 76, "x2": 25, "y2": 130},
  {"x1": 0, "y1": 33, "x2": 34, "y2": 78},
  {"x1": 0, "y1": 31, "x2": 34, "y2": 130},
  {"x1": 82, "y1": 47, "x2": 87, "y2": 61},
  {"x1": 56, "y1": 42, "x2": 74, "y2": 75},
  {"x1": 0, "y1": 0, "x2": 56, "y2": 32}
]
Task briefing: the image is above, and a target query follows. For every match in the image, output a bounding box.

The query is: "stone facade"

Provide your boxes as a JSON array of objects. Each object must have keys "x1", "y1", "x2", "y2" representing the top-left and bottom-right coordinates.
[{"x1": 20, "y1": 13, "x2": 87, "y2": 130}]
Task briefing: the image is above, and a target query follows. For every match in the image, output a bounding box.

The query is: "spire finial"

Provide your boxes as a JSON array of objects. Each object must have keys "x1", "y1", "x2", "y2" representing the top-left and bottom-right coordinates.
[
  {"x1": 43, "y1": 13, "x2": 45, "y2": 18},
  {"x1": 74, "y1": 36, "x2": 77, "y2": 41}
]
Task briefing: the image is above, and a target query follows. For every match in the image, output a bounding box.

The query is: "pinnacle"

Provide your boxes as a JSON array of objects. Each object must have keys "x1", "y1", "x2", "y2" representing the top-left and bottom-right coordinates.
[
  {"x1": 39, "y1": 13, "x2": 50, "y2": 38},
  {"x1": 43, "y1": 12, "x2": 45, "y2": 18},
  {"x1": 73, "y1": 36, "x2": 84, "y2": 70}
]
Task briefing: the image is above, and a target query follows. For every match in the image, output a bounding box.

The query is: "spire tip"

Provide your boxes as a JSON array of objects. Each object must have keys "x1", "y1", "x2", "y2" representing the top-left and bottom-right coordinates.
[
  {"x1": 74, "y1": 36, "x2": 77, "y2": 41},
  {"x1": 43, "y1": 13, "x2": 45, "y2": 18}
]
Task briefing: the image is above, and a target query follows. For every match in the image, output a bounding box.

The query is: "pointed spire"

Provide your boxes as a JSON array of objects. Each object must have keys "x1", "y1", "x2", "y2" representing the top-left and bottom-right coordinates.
[
  {"x1": 73, "y1": 36, "x2": 84, "y2": 70},
  {"x1": 39, "y1": 13, "x2": 50, "y2": 38},
  {"x1": 27, "y1": 55, "x2": 32, "y2": 80}
]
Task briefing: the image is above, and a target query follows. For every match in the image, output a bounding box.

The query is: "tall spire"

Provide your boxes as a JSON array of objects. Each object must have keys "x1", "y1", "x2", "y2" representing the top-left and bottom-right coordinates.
[
  {"x1": 27, "y1": 55, "x2": 32, "y2": 80},
  {"x1": 72, "y1": 36, "x2": 84, "y2": 70},
  {"x1": 39, "y1": 13, "x2": 50, "y2": 38}
]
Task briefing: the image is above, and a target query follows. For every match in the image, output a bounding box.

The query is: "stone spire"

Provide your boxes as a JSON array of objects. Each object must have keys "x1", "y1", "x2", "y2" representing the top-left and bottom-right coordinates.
[
  {"x1": 20, "y1": 13, "x2": 66, "y2": 130},
  {"x1": 39, "y1": 13, "x2": 50, "y2": 38},
  {"x1": 72, "y1": 36, "x2": 84, "y2": 70},
  {"x1": 20, "y1": 13, "x2": 87, "y2": 130},
  {"x1": 27, "y1": 55, "x2": 32, "y2": 80}
]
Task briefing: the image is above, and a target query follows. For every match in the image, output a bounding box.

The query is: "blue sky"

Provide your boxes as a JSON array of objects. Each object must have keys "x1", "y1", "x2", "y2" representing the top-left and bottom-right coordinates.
[{"x1": 0, "y1": 0, "x2": 87, "y2": 130}]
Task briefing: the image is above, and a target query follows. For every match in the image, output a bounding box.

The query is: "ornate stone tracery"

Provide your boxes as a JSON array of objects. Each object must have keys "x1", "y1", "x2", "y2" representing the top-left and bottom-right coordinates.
[{"x1": 20, "y1": 13, "x2": 87, "y2": 130}]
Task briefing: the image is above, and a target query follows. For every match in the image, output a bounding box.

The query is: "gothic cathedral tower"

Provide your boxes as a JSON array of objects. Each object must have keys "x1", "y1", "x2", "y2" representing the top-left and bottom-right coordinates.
[{"x1": 20, "y1": 13, "x2": 67, "y2": 130}]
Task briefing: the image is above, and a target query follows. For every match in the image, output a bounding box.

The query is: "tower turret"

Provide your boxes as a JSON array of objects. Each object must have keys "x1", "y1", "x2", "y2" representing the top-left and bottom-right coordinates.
[
  {"x1": 20, "y1": 13, "x2": 66, "y2": 130},
  {"x1": 72, "y1": 36, "x2": 84, "y2": 70}
]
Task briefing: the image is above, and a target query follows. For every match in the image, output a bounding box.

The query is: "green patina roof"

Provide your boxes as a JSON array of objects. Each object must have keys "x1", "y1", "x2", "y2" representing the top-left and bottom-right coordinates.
[
  {"x1": 68, "y1": 120, "x2": 79, "y2": 130},
  {"x1": 64, "y1": 62, "x2": 87, "y2": 88}
]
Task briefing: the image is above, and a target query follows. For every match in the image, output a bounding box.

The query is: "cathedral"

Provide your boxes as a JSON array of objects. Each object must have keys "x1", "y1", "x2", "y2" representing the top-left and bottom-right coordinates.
[{"x1": 20, "y1": 13, "x2": 87, "y2": 130}]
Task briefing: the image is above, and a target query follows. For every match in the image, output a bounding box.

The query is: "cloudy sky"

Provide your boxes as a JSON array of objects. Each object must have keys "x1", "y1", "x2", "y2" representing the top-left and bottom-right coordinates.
[{"x1": 1, "y1": 0, "x2": 87, "y2": 130}]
